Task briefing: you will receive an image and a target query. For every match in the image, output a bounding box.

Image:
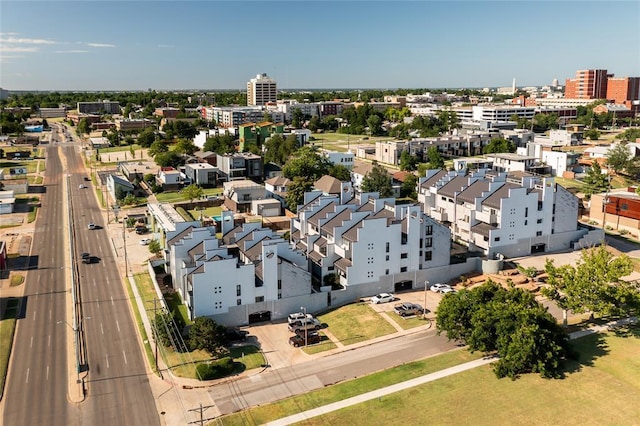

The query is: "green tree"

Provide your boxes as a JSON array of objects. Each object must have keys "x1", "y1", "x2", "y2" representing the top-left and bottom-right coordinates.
[
  {"x1": 426, "y1": 146, "x2": 445, "y2": 169},
  {"x1": 543, "y1": 244, "x2": 638, "y2": 325},
  {"x1": 582, "y1": 162, "x2": 609, "y2": 196},
  {"x1": 483, "y1": 138, "x2": 516, "y2": 154},
  {"x1": 174, "y1": 138, "x2": 198, "y2": 156},
  {"x1": 366, "y1": 114, "x2": 383, "y2": 136},
  {"x1": 282, "y1": 146, "x2": 331, "y2": 181},
  {"x1": 153, "y1": 312, "x2": 176, "y2": 347},
  {"x1": 203, "y1": 134, "x2": 236, "y2": 154},
  {"x1": 437, "y1": 281, "x2": 570, "y2": 379},
  {"x1": 399, "y1": 150, "x2": 419, "y2": 171},
  {"x1": 148, "y1": 140, "x2": 169, "y2": 157},
  {"x1": 583, "y1": 129, "x2": 601, "y2": 140},
  {"x1": 616, "y1": 128, "x2": 640, "y2": 142},
  {"x1": 137, "y1": 127, "x2": 156, "y2": 148},
  {"x1": 188, "y1": 317, "x2": 228, "y2": 357},
  {"x1": 399, "y1": 173, "x2": 417, "y2": 199},
  {"x1": 148, "y1": 239, "x2": 162, "y2": 256},
  {"x1": 308, "y1": 115, "x2": 321, "y2": 132},
  {"x1": 154, "y1": 151, "x2": 183, "y2": 168},
  {"x1": 361, "y1": 162, "x2": 393, "y2": 197},
  {"x1": 264, "y1": 134, "x2": 297, "y2": 166},
  {"x1": 328, "y1": 164, "x2": 352, "y2": 181},
  {"x1": 182, "y1": 183, "x2": 203, "y2": 203},
  {"x1": 605, "y1": 142, "x2": 631, "y2": 174},
  {"x1": 285, "y1": 176, "x2": 314, "y2": 213},
  {"x1": 292, "y1": 108, "x2": 304, "y2": 128},
  {"x1": 76, "y1": 118, "x2": 91, "y2": 136}
]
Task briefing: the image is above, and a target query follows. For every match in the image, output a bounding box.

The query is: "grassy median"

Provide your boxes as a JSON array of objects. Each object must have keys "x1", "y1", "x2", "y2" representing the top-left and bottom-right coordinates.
[
  {"x1": 0, "y1": 298, "x2": 20, "y2": 398},
  {"x1": 317, "y1": 302, "x2": 397, "y2": 345}
]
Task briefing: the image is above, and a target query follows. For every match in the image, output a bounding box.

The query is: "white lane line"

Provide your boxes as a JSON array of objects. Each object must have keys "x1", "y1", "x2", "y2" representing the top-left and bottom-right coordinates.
[
  {"x1": 122, "y1": 350, "x2": 128, "y2": 365},
  {"x1": 46, "y1": 365, "x2": 49, "y2": 381},
  {"x1": 93, "y1": 278, "x2": 96, "y2": 287},
  {"x1": 30, "y1": 336, "x2": 33, "y2": 348},
  {"x1": 100, "y1": 323, "x2": 104, "y2": 335},
  {"x1": 25, "y1": 368, "x2": 30, "y2": 384},
  {"x1": 106, "y1": 354, "x2": 110, "y2": 369},
  {"x1": 48, "y1": 335, "x2": 51, "y2": 347},
  {"x1": 97, "y1": 300, "x2": 100, "y2": 308},
  {"x1": 116, "y1": 320, "x2": 120, "y2": 332},
  {"x1": 111, "y1": 296, "x2": 114, "y2": 306},
  {"x1": 33, "y1": 310, "x2": 36, "y2": 321},
  {"x1": 49, "y1": 309, "x2": 52, "y2": 320}
]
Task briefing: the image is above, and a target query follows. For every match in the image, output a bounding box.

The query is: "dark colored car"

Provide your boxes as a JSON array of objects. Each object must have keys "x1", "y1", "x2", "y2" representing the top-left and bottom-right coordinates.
[
  {"x1": 224, "y1": 327, "x2": 249, "y2": 343},
  {"x1": 81, "y1": 252, "x2": 91, "y2": 264},
  {"x1": 135, "y1": 226, "x2": 148, "y2": 235},
  {"x1": 289, "y1": 332, "x2": 321, "y2": 347}
]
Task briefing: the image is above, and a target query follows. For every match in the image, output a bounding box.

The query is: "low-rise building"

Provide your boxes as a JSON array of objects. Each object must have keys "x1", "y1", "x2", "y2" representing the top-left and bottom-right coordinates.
[
  {"x1": 184, "y1": 163, "x2": 218, "y2": 187},
  {"x1": 223, "y1": 179, "x2": 266, "y2": 213}
]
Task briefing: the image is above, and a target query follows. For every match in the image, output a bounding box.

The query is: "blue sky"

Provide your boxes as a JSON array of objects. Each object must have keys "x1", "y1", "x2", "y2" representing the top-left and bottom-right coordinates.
[{"x1": 1, "y1": 1, "x2": 639, "y2": 91}]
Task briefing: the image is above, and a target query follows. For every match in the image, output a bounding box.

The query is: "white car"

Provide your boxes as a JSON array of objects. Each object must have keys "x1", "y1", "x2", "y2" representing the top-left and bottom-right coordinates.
[
  {"x1": 371, "y1": 293, "x2": 394, "y2": 304},
  {"x1": 87, "y1": 223, "x2": 96, "y2": 230},
  {"x1": 441, "y1": 288, "x2": 457, "y2": 295},
  {"x1": 288, "y1": 312, "x2": 313, "y2": 324},
  {"x1": 430, "y1": 283, "x2": 452, "y2": 293},
  {"x1": 78, "y1": 184, "x2": 86, "y2": 189},
  {"x1": 140, "y1": 238, "x2": 151, "y2": 245}
]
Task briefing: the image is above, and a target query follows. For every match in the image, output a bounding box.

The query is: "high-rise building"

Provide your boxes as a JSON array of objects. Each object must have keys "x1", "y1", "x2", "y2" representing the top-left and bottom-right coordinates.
[
  {"x1": 247, "y1": 73, "x2": 277, "y2": 106},
  {"x1": 565, "y1": 69, "x2": 610, "y2": 99},
  {"x1": 606, "y1": 77, "x2": 640, "y2": 106}
]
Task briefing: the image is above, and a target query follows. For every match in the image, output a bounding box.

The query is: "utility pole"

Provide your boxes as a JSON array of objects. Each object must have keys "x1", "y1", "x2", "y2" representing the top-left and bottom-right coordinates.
[
  {"x1": 188, "y1": 403, "x2": 215, "y2": 425},
  {"x1": 424, "y1": 280, "x2": 429, "y2": 318},
  {"x1": 150, "y1": 298, "x2": 161, "y2": 373}
]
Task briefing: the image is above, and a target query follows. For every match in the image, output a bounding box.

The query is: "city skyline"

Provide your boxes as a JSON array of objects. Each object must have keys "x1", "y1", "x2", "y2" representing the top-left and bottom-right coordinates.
[{"x1": 1, "y1": 1, "x2": 639, "y2": 92}]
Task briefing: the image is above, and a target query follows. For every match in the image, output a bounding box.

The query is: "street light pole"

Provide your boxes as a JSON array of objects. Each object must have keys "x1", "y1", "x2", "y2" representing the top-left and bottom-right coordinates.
[
  {"x1": 301, "y1": 306, "x2": 307, "y2": 347},
  {"x1": 424, "y1": 281, "x2": 429, "y2": 318}
]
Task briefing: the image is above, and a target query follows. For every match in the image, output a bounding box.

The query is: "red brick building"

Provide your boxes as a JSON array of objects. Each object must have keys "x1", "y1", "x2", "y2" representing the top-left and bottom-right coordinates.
[
  {"x1": 565, "y1": 69, "x2": 610, "y2": 99},
  {"x1": 606, "y1": 77, "x2": 640, "y2": 113}
]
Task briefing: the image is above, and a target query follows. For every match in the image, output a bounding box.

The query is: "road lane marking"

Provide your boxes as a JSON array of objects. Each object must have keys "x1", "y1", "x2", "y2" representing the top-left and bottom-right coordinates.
[
  {"x1": 111, "y1": 296, "x2": 114, "y2": 306},
  {"x1": 100, "y1": 323, "x2": 104, "y2": 335},
  {"x1": 48, "y1": 335, "x2": 51, "y2": 347},
  {"x1": 33, "y1": 310, "x2": 36, "y2": 321},
  {"x1": 97, "y1": 300, "x2": 100, "y2": 308},
  {"x1": 122, "y1": 350, "x2": 128, "y2": 365},
  {"x1": 25, "y1": 368, "x2": 29, "y2": 384},
  {"x1": 30, "y1": 336, "x2": 33, "y2": 348},
  {"x1": 116, "y1": 320, "x2": 120, "y2": 332},
  {"x1": 106, "y1": 354, "x2": 109, "y2": 369},
  {"x1": 46, "y1": 365, "x2": 49, "y2": 381},
  {"x1": 49, "y1": 309, "x2": 52, "y2": 320}
]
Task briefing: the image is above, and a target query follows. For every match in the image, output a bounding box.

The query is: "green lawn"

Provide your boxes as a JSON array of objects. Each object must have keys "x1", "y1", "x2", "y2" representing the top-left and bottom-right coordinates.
[
  {"x1": 301, "y1": 333, "x2": 337, "y2": 355},
  {"x1": 218, "y1": 327, "x2": 640, "y2": 426},
  {"x1": 164, "y1": 291, "x2": 192, "y2": 326},
  {"x1": 127, "y1": 275, "x2": 157, "y2": 373},
  {"x1": 188, "y1": 206, "x2": 222, "y2": 221},
  {"x1": 386, "y1": 311, "x2": 432, "y2": 330},
  {"x1": 155, "y1": 188, "x2": 223, "y2": 204},
  {"x1": 317, "y1": 303, "x2": 397, "y2": 345},
  {"x1": 0, "y1": 298, "x2": 20, "y2": 396}
]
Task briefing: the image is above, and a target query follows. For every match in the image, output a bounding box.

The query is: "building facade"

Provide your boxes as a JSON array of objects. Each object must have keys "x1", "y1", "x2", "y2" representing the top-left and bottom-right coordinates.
[
  {"x1": 247, "y1": 73, "x2": 277, "y2": 106},
  {"x1": 565, "y1": 69, "x2": 610, "y2": 99}
]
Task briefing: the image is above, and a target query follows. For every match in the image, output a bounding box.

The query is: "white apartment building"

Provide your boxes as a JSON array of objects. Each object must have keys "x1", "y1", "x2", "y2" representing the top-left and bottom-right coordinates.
[
  {"x1": 291, "y1": 192, "x2": 450, "y2": 291},
  {"x1": 418, "y1": 168, "x2": 601, "y2": 259},
  {"x1": 247, "y1": 73, "x2": 277, "y2": 106},
  {"x1": 168, "y1": 220, "x2": 311, "y2": 321},
  {"x1": 274, "y1": 100, "x2": 320, "y2": 122}
]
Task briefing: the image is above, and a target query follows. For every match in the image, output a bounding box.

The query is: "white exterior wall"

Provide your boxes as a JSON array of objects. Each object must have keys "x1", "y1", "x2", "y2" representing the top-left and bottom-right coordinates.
[
  {"x1": 552, "y1": 184, "x2": 579, "y2": 234},
  {"x1": 279, "y1": 261, "x2": 312, "y2": 298},
  {"x1": 191, "y1": 258, "x2": 255, "y2": 318},
  {"x1": 325, "y1": 151, "x2": 355, "y2": 169},
  {"x1": 541, "y1": 151, "x2": 569, "y2": 176}
]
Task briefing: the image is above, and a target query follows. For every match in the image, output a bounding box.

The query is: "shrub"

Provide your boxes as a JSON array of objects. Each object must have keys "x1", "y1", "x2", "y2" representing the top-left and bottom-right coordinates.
[
  {"x1": 619, "y1": 229, "x2": 629, "y2": 235},
  {"x1": 195, "y1": 357, "x2": 237, "y2": 380}
]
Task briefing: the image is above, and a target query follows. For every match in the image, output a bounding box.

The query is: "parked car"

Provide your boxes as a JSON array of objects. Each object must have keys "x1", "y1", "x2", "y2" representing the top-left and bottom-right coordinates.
[
  {"x1": 393, "y1": 302, "x2": 424, "y2": 317},
  {"x1": 287, "y1": 312, "x2": 313, "y2": 324},
  {"x1": 224, "y1": 327, "x2": 249, "y2": 343},
  {"x1": 430, "y1": 283, "x2": 452, "y2": 293},
  {"x1": 140, "y1": 238, "x2": 151, "y2": 245},
  {"x1": 441, "y1": 288, "x2": 457, "y2": 295},
  {"x1": 371, "y1": 293, "x2": 394, "y2": 304},
  {"x1": 135, "y1": 226, "x2": 149, "y2": 235},
  {"x1": 289, "y1": 332, "x2": 321, "y2": 347},
  {"x1": 87, "y1": 222, "x2": 96, "y2": 230},
  {"x1": 288, "y1": 318, "x2": 321, "y2": 333}
]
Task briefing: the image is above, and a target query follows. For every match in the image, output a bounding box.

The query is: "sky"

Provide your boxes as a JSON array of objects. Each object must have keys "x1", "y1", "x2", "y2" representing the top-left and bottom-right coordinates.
[{"x1": 1, "y1": 1, "x2": 639, "y2": 91}]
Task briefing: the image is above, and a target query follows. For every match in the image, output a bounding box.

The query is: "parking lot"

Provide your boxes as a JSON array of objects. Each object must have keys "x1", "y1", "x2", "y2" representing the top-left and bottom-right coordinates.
[{"x1": 244, "y1": 287, "x2": 445, "y2": 370}]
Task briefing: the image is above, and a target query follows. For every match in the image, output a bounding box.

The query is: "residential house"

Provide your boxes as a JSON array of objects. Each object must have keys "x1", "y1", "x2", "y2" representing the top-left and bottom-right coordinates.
[
  {"x1": 216, "y1": 152, "x2": 263, "y2": 182},
  {"x1": 156, "y1": 167, "x2": 186, "y2": 190},
  {"x1": 184, "y1": 163, "x2": 218, "y2": 187},
  {"x1": 0, "y1": 190, "x2": 16, "y2": 214},
  {"x1": 223, "y1": 179, "x2": 266, "y2": 213},
  {"x1": 265, "y1": 176, "x2": 291, "y2": 208},
  {"x1": 106, "y1": 174, "x2": 135, "y2": 201}
]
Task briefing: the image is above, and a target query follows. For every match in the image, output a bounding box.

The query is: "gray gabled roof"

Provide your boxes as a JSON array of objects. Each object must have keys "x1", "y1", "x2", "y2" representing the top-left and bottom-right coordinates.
[
  {"x1": 320, "y1": 209, "x2": 352, "y2": 236},
  {"x1": 166, "y1": 226, "x2": 195, "y2": 247},
  {"x1": 438, "y1": 175, "x2": 469, "y2": 199},
  {"x1": 420, "y1": 169, "x2": 448, "y2": 189},
  {"x1": 457, "y1": 179, "x2": 492, "y2": 204},
  {"x1": 482, "y1": 182, "x2": 520, "y2": 209},
  {"x1": 307, "y1": 201, "x2": 337, "y2": 227}
]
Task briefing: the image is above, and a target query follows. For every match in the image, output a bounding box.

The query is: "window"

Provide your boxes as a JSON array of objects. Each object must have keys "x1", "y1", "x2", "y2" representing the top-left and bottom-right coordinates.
[
  {"x1": 255, "y1": 296, "x2": 264, "y2": 303},
  {"x1": 536, "y1": 231, "x2": 542, "y2": 236},
  {"x1": 278, "y1": 292, "x2": 282, "y2": 300},
  {"x1": 494, "y1": 237, "x2": 500, "y2": 242},
  {"x1": 385, "y1": 269, "x2": 389, "y2": 275},
  {"x1": 621, "y1": 203, "x2": 629, "y2": 211},
  {"x1": 400, "y1": 267, "x2": 408, "y2": 273},
  {"x1": 525, "y1": 207, "x2": 528, "y2": 217},
  {"x1": 425, "y1": 225, "x2": 433, "y2": 235},
  {"x1": 385, "y1": 242, "x2": 389, "y2": 252},
  {"x1": 386, "y1": 255, "x2": 389, "y2": 261},
  {"x1": 424, "y1": 251, "x2": 432, "y2": 261},
  {"x1": 277, "y1": 280, "x2": 282, "y2": 290},
  {"x1": 524, "y1": 220, "x2": 527, "y2": 226},
  {"x1": 401, "y1": 253, "x2": 408, "y2": 259},
  {"x1": 236, "y1": 285, "x2": 241, "y2": 297},
  {"x1": 425, "y1": 237, "x2": 432, "y2": 248},
  {"x1": 537, "y1": 219, "x2": 542, "y2": 224},
  {"x1": 237, "y1": 298, "x2": 242, "y2": 306}
]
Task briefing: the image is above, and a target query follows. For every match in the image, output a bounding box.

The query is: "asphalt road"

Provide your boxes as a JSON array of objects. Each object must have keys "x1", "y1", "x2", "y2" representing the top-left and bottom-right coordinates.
[
  {"x1": 3, "y1": 136, "x2": 159, "y2": 425},
  {"x1": 209, "y1": 327, "x2": 460, "y2": 415}
]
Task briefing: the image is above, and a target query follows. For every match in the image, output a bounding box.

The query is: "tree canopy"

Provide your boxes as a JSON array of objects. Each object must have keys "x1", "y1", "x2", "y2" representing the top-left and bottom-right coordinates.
[
  {"x1": 482, "y1": 138, "x2": 516, "y2": 154},
  {"x1": 182, "y1": 183, "x2": 203, "y2": 203},
  {"x1": 187, "y1": 317, "x2": 228, "y2": 357},
  {"x1": 203, "y1": 134, "x2": 236, "y2": 154},
  {"x1": 543, "y1": 244, "x2": 639, "y2": 323},
  {"x1": 436, "y1": 281, "x2": 570, "y2": 379},
  {"x1": 605, "y1": 143, "x2": 632, "y2": 175},
  {"x1": 264, "y1": 133, "x2": 298, "y2": 166},
  {"x1": 582, "y1": 162, "x2": 609, "y2": 197},
  {"x1": 282, "y1": 146, "x2": 331, "y2": 181},
  {"x1": 361, "y1": 162, "x2": 393, "y2": 197}
]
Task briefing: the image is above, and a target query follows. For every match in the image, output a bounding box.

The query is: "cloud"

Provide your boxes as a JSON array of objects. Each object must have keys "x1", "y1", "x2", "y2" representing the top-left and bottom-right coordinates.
[
  {"x1": 55, "y1": 50, "x2": 89, "y2": 54},
  {"x1": 0, "y1": 36, "x2": 57, "y2": 45},
  {"x1": 86, "y1": 43, "x2": 115, "y2": 48},
  {"x1": 0, "y1": 46, "x2": 40, "y2": 53}
]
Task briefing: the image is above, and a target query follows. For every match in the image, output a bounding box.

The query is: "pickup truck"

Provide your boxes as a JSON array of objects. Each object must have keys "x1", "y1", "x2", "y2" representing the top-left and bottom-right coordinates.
[
  {"x1": 288, "y1": 317, "x2": 322, "y2": 333},
  {"x1": 393, "y1": 302, "x2": 424, "y2": 317}
]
